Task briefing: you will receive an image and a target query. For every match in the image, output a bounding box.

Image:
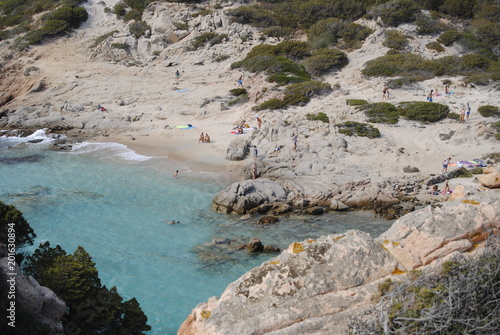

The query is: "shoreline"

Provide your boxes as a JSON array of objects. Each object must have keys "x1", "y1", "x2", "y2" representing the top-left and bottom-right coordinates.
[{"x1": 94, "y1": 132, "x2": 248, "y2": 180}]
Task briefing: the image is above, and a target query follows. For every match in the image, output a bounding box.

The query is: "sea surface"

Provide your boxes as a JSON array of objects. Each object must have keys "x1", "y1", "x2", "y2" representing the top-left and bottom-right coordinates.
[{"x1": 0, "y1": 130, "x2": 394, "y2": 334}]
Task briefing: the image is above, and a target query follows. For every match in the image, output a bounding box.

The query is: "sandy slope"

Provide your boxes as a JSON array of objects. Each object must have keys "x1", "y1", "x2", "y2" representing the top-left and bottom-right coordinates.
[{"x1": 1, "y1": 1, "x2": 499, "y2": 181}]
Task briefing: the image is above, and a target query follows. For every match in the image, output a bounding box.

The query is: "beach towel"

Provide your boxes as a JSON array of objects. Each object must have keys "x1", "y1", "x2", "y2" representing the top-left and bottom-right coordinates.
[
  {"x1": 176, "y1": 124, "x2": 196, "y2": 129},
  {"x1": 230, "y1": 131, "x2": 246, "y2": 134},
  {"x1": 174, "y1": 88, "x2": 189, "y2": 92}
]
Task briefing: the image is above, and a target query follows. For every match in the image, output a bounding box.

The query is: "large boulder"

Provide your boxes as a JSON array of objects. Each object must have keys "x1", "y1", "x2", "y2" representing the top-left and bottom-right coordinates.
[
  {"x1": 377, "y1": 192, "x2": 500, "y2": 270},
  {"x1": 225, "y1": 138, "x2": 249, "y2": 161},
  {"x1": 179, "y1": 231, "x2": 398, "y2": 335},
  {"x1": 211, "y1": 179, "x2": 288, "y2": 214},
  {"x1": 477, "y1": 172, "x2": 500, "y2": 188}
]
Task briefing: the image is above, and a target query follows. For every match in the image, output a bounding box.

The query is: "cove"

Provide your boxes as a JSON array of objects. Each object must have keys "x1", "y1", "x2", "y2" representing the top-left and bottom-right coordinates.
[{"x1": 0, "y1": 132, "x2": 393, "y2": 334}]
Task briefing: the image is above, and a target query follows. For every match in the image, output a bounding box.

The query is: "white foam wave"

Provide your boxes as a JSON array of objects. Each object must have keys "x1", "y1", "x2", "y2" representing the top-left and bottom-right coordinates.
[
  {"x1": 0, "y1": 128, "x2": 63, "y2": 146},
  {"x1": 71, "y1": 141, "x2": 152, "y2": 162}
]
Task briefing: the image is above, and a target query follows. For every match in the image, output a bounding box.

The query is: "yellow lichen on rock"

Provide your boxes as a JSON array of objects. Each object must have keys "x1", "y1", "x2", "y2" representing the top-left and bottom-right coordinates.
[
  {"x1": 267, "y1": 260, "x2": 280, "y2": 266},
  {"x1": 200, "y1": 310, "x2": 211, "y2": 319},
  {"x1": 292, "y1": 242, "x2": 305, "y2": 253},
  {"x1": 334, "y1": 235, "x2": 345, "y2": 241},
  {"x1": 392, "y1": 267, "x2": 406, "y2": 275},
  {"x1": 306, "y1": 239, "x2": 316, "y2": 243},
  {"x1": 462, "y1": 199, "x2": 480, "y2": 205}
]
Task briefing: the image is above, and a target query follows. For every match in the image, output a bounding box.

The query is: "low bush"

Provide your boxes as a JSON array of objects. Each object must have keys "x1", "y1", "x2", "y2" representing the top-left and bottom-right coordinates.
[
  {"x1": 129, "y1": 20, "x2": 149, "y2": 38},
  {"x1": 114, "y1": 3, "x2": 126, "y2": 17},
  {"x1": 308, "y1": 18, "x2": 372, "y2": 50},
  {"x1": 227, "y1": 94, "x2": 249, "y2": 106},
  {"x1": 191, "y1": 9, "x2": 212, "y2": 18},
  {"x1": 122, "y1": 9, "x2": 142, "y2": 22},
  {"x1": 376, "y1": 0, "x2": 420, "y2": 27},
  {"x1": 306, "y1": 112, "x2": 329, "y2": 123},
  {"x1": 359, "y1": 102, "x2": 399, "y2": 124},
  {"x1": 337, "y1": 121, "x2": 381, "y2": 138},
  {"x1": 351, "y1": 237, "x2": 500, "y2": 334},
  {"x1": 226, "y1": 5, "x2": 277, "y2": 28},
  {"x1": 253, "y1": 98, "x2": 287, "y2": 111},
  {"x1": 398, "y1": 101, "x2": 449, "y2": 122},
  {"x1": 346, "y1": 99, "x2": 368, "y2": 106},
  {"x1": 302, "y1": 48, "x2": 348, "y2": 76},
  {"x1": 437, "y1": 30, "x2": 459, "y2": 46},
  {"x1": 383, "y1": 31, "x2": 408, "y2": 50},
  {"x1": 386, "y1": 77, "x2": 417, "y2": 88},
  {"x1": 111, "y1": 42, "x2": 130, "y2": 50},
  {"x1": 425, "y1": 41, "x2": 445, "y2": 52},
  {"x1": 173, "y1": 21, "x2": 189, "y2": 30},
  {"x1": 470, "y1": 167, "x2": 483, "y2": 174},
  {"x1": 478, "y1": 105, "x2": 500, "y2": 117},
  {"x1": 415, "y1": 13, "x2": 447, "y2": 35},
  {"x1": 262, "y1": 26, "x2": 293, "y2": 38},
  {"x1": 276, "y1": 41, "x2": 311, "y2": 60},
  {"x1": 192, "y1": 32, "x2": 227, "y2": 49},
  {"x1": 92, "y1": 30, "x2": 118, "y2": 47},
  {"x1": 452, "y1": 167, "x2": 473, "y2": 178},
  {"x1": 229, "y1": 88, "x2": 247, "y2": 96},
  {"x1": 448, "y1": 112, "x2": 460, "y2": 120}
]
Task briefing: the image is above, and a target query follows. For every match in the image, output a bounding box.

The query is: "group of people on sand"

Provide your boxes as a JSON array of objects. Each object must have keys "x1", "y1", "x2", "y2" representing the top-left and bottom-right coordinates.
[
  {"x1": 459, "y1": 103, "x2": 471, "y2": 123},
  {"x1": 198, "y1": 132, "x2": 211, "y2": 143},
  {"x1": 430, "y1": 182, "x2": 452, "y2": 196}
]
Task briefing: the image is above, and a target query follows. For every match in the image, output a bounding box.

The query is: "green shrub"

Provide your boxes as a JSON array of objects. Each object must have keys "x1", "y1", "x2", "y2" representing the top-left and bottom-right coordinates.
[
  {"x1": 215, "y1": 54, "x2": 230, "y2": 62},
  {"x1": 386, "y1": 77, "x2": 417, "y2": 88},
  {"x1": 478, "y1": 105, "x2": 500, "y2": 117},
  {"x1": 191, "y1": 9, "x2": 212, "y2": 18},
  {"x1": 302, "y1": 48, "x2": 348, "y2": 76},
  {"x1": 377, "y1": 0, "x2": 420, "y2": 27},
  {"x1": 111, "y1": 42, "x2": 130, "y2": 50},
  {"x1": 308, "y1": 18, "x2": 372, "y2": 50},
  {"x1": 346, "y1": 99, "x2": 368, "y2": 106},
  {"x1": 262, "y1": 26, "x2": 293, "y2": 38},
  {"x1": 253, "y1": 98, "x2": 287, "y2": 111},
  {"x1": 460, "y1": 54, "x2": 490, "y2": 70},
  {"x1": 437, "y1": 30, "x2": 459, "y2": 46},
  {"x1": 129, "y1": 20, "x2": 149, "y2": 38},
  {"x1": 415, "y1": 13, "x2": 446, "y2": 35},
  {"x1": 398, "y1": 101, "x2": 450, "y2": 122},
  {"x1": 463, "y1": 74, "x2": 490, "y2": 86},
  {"x1": 123, "y1": 9, "x2": 142, "y2": 22},
  {"x1": 448, "y1": 112, "x2": 460, "y2": 120},
  {"x1": 306, "y1": 112, "x2": 329, "y2": 123},
  {"x1": 226, "y1": 5, "x2": 277, "y2": 28},
  {"x1": 173, "y1": 21, "x2": 189, "y2": 30},
  {"x1": 471, "y1": 167, "x2": 483, "y2": 174},
  {"x1": 92, "y1": 30, "x2": 118, "y2": 47},
  {"x1": 114, "y1": 3, "x2": 126, "y2": 17},
  {"x1": 337, "y1": 121, "x2": 381, "y2": 138},
  {"x1": 441, "y1": 0, "x2": 476, "y2": 18},
  {"x1": 426, "y1": 41, "x2": 445, "y2": 52},
  {"x1": 453, "y1": 167, "x2": 473, "y2": 178},
  {"x1": 229, "y1": 88, "x2": 247, "y2": 96},
  {"x1": 276, "y1": 40, "x2": 311, "y2": 60},
  {"x1": 228, "y1": 95, "x2": 249, "y2": 106},
  {"x1": 383, "y1": 31, "x2": 408, "y2": 50},
  {"x1": 192, "y1": 32, "x2": 227, "y2": 49},
  {"x1": 359, "y1": 102, "x2": 399, "y2": 124}
]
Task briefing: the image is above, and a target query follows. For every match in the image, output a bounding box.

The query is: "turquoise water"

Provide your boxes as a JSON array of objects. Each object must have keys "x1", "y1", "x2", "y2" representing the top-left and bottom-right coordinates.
[{"x1": 0, "y1": 130, "x2": 394, "y2": 334}]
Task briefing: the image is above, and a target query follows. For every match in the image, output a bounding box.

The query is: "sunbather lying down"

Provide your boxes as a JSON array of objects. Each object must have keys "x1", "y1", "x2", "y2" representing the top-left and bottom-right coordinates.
[{"x1": 272, "y1": 145, "x2": 285, "y2": 154}]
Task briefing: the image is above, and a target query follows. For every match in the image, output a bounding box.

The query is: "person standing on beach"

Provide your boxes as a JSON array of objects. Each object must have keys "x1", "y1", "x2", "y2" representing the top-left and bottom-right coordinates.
[
  {"x1": 382, "y1": 86, "x2": 389, "y2": 99},
  {"x1": 459, "y1": 106, "x2": 466, "y2": 123},
  {"x1": 252, "y1": 145, "x2": 258, "y2": 160},
  {"x1": 175, "y1": 70, "x2": 181, "y2": 83},
  {"x1": 466, "y1": 103, "x2": 471, "y2": 120},
  {"x1": 237, "y1": 75, "x2": 243, "y2": 87},
  {"x1": 292, "y1": 134, "x2": 298, "y2": 151},
  {"x1": 252, "y1": 163, "x2": 257, "y2": 180},
  {"x1": 442, "y1": 157, "x2": 452, "y2": 174},
  {"x1": 173, "y1": 170, "x2": 179, "y2": 177},
  {"x1": 256, "y1": 117, "x2": 262, "y2": 129}
]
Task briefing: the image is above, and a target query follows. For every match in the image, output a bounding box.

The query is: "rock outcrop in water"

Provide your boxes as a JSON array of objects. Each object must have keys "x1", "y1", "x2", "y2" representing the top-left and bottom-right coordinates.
[{"x1": 179, "y1": 191, "x2": 500, "y2": 334}]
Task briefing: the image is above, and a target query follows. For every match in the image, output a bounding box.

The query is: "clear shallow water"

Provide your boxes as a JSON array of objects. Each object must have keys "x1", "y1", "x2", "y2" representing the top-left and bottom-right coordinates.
[{"x1": 0, "y1": 130, "x2": 394, "y2": 334}]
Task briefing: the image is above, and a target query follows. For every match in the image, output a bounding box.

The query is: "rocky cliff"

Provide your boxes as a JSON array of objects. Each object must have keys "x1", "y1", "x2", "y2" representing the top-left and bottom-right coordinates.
[{"x1": 179, "y1": 190, "x2": 499, "y2": 334}]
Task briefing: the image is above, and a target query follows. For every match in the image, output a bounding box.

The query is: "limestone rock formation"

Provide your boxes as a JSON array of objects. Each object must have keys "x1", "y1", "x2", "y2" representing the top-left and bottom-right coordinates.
[
  {"x1": 180, "y1": 192, "x2": 500, "y2": 334},
  {"x1": 477, "y1": 171, "x2": 500, "y2": 188}
]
